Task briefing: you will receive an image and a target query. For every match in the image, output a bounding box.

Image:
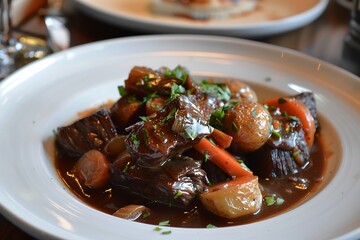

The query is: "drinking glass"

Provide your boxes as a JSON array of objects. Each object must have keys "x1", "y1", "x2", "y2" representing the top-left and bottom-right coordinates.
[{"x1": 0, "y1": 0, "x2": 49, "y2": 80}]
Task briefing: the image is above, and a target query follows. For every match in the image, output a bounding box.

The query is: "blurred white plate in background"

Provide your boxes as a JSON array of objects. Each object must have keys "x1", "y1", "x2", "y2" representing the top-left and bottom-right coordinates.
[{"x1": 74, "y1": 0, "x2": 329, "y2": 38}]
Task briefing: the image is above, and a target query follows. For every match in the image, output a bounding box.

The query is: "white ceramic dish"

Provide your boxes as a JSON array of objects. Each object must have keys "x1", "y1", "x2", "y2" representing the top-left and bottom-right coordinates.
[
  {"x1": 74, "y1": 0, "x2": 329, "y2": 38},
  {"x1": 0, "y1": 35, "x2": 360, "y2": 240}
]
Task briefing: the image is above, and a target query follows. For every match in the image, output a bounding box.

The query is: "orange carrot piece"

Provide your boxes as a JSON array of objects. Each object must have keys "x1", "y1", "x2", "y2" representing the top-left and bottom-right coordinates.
[
  {"x1": 194, "y1": 138, "x2": 253, "y2": 178},
  {"x1": 210, "y1": 128, "x2": 233, "y2": 149},
  {"x1": 263, "y1": 97, "x2": 316, "y2": 148}
]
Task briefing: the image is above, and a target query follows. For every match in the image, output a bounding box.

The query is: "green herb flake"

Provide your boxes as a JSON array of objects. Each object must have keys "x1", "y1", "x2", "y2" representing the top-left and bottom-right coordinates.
[
  {"x1": 282, "y1": 111, "x2": 288, "y2": 117},
  {"x1": 204, "y1": 151, "x2": 210, "y2": 162},
  {"x1": 206, "y1": 224, "x2": 217, "y2": 228},
  {"x1": 292, "y1": 151, "x2": 299, "y2": 158},
  {"x1": 263, "y1": 104, "x2": 269, "y2": 110},
  {"x1": 209, "y1": 108, "x2": 226, "y2": 130},
  {"x1": 142, "y1": 212, "x2": 151, "y2": 219},
  {"x1": 171, "y1": 83, "x2": 185, "y2": 96},
  {"x1": 231, "y1": 122, "x2": 239, "y2": 132},
  {"x1": 161, "y1": 230, "x2": 172, "y2": 235},
  {"x1": 163, "y1": 108, "x2": 177, "y2": 123},
  {"x1": 289, "y1": 116, "x2": 300, "y2": 122},
  {"x1": 164, "y1": 65, "x2": 188, "y2": 84},
  {"x1": 269, "y1": 106, "x2": 277, "y2": 112},
  {"x1": 184, "y1": 127, "x2": 198, "y2": 140},
  {"x1": 174, "y1": 190, "x2": 183, "y2": 199},
  {"x1": 139, "y1": 116, "x2": 149, "y2": 122},
  {"x1": 278, "y1": 98, "x2": 287, "y2": 104},
  {"x1": 271, "y1": 130, "x2": 281, "y2": 139},
  {"x1": 117, "y1": 85, "x2": 127, "y2": 97},
  {"x1": 130, "y1": 133, "x2": 140, "y2": 148},
  {"x1": 265, "y1": 195, "x2": 285, "y2": 206},
  {"x1": 159, "y1": 220, "x2": 170, "y2": 226},
  {"x1": 154, "y1": 227, "x2": 162, "y2": 232},
  {"x1": 276, "y1": 197, "x2": 285, "y2": 205},
  {"x1": 265, "y1": 196, "x2": 276, "y2": 206},
  {"x1": 142, "y1": 91, "x2": 157, "y2": 104},
  {"x1": 142, "y1": 74, "x2": 158, "y2": 82},
  {"x1": 199, "y1": 80, "x2": 231, "y2": 101},
  {"x1": 251, "y1": 109, "x2": 258, "y2": 118},
  {"x1": 142, "y1": 129, "x2": 150, "y2": 143}
]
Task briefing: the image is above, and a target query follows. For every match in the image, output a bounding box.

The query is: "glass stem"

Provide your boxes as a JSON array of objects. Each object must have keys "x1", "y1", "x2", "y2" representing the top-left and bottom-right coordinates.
[{"x1": 0, "y1": 0, "x2": 12, "y2": 46}]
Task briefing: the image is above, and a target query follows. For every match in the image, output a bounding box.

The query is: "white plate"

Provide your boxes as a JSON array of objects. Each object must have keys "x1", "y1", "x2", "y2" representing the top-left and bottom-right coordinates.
[
  {"x1": 1, "y1": 35, "x2": 360, "y2": 240},
  {"x1": 74, "y1": 0, "x2": 329, "y2": 37}
]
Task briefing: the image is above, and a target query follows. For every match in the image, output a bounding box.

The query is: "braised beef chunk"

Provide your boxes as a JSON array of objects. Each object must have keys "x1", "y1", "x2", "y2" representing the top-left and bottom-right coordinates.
[
  {"x1": 110, "y1": 155, "x2": 207, "y2": 208},
  {"x1": 293, "y1": 92, "x2": 319, "y2": 130},
  {"x1": 110, "y1": 95, "x2": 145, "y2": 133},
  {"x1": 124, "y1": 66, "x2": 188, "y2": 97},
  {"x1": 245, "y1": 115, "x2": 310, "y2": 178},
  {"x1": 56, "y1": 109, "x2": 117, "y2": 158},
  {"x1": 125, "y1": 95, "x2": 214, "y2": 168}
]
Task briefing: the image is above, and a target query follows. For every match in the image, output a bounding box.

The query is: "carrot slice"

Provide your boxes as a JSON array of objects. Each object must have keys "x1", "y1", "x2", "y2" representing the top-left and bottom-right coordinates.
[
  {"x1": 263, "y1": 97, "x2": 316, "y2": 148},
  {"x1": 209, "y1": 128, "x2": 233, "y2": 149},
  {"x1": 193, "y1": 138, "x2": 252, "y2": 178}
]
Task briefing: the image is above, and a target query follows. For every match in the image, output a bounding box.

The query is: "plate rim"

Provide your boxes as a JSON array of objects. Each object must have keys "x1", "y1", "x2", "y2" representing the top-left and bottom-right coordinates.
[{"x1": 0, "y1": 34, "x2": 360, "y2": 240}]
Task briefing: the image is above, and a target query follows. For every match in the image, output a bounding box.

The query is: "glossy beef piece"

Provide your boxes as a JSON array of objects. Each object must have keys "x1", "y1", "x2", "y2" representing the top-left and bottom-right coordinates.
[
  {"x1": 110, "y1": 95, "x2": 145, "y2": 133},
  {"x1": 125, "y1": 94, "x2": 214, "y2": 168},
  {"x1": 110, "y1": 155, "x2": 208, "y2": 208},
  {"x1": 56, "y1": 109, "x2": 117, "y2": 158},
  {"x1": 245, "y1": 115, "x2": 310, "y2": 178},
  {"x1": 124, "y1": 66, "x2": 185, "y2": 97},
  {"x1": 292, "y1": 92, "x2": 319, "y2": 130}
]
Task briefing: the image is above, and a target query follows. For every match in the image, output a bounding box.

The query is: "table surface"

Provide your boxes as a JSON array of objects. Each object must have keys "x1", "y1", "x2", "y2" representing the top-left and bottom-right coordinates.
[{"x1": 0, "y1": 0, "x2": 355, "y2": 239}]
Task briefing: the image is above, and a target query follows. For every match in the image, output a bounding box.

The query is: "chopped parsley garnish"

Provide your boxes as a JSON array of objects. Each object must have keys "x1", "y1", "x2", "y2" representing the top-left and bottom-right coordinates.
[
  {"x1": 142, "y1": 74, "x2": 158, "y2": 82},
  {"x1": 142, "y1": 212, "x2": 151, "y2": 219},
  {"x1": 292, "y1": 151, "x2": 299, "y2": 158},
  {"x1": 278, "y1": 98, "x2": 287, "y2": 104},
  {"x1": 169, "y1": 83, "x2": 185, "y2": 100},
  {"x1": 117, "y1": 85, "x2": 127, "y2": 97},
  {"x1": 174, "y1": 190, "x2": 183, "y2": 199},
  {"x1": 199, "y1": 80, "x2": 231, "y2": 101},
  {"x1": 271, "y1": 130, "x2": 281, "y2": 139},
  {"x1": 164, "y1": 65, "x2": 188, "y2": 83},
  {"x1": 265, "y1": 195, "x2": 285, "y2": 206},
  {"x1": 139, "y1": 116, "x2": 150, "y2": 122},
  {"x1": 163, "y1": 108, "x2": 177, "y2": 123},
  {"x1": 288, "y1": 116, "x2": 300, "y2": 122},
  {"x1": 236, "y1": 158, "x2": 251, "y2": 172},
  {"x1": 161, "y1": 230, "x2": 172, "y2": 235},
  {"x1": 251, "y1": 109, "x2": 258, "y2": 118},
  {"x1": 130, "y1": 133, "x2": 140, "y2": 148},
  {"x1": 282, "y1": 111, "x2": 288, "y2": 117},
  {"x1": 154, "y1": 227, "x2": 162, "y2": 231},
  {"x1": 142, "y1": 91, "x2": 157, "y2": 104},
  {"x1": 231, "y1": 122, "x2": 238, "y2": 132},
  {"x1": 206, "y1": 224, "x2": 217, "y2": 228},
  {"x1": 210, "y1": 108, "x2": 226, "y2": 130},
  {"x1": 142, "y1": 129, "x2": 150, "y2": 143},
  {"x1": 204, "y1": 151, "x2": 210, "y2": 162},
  {"x1": 159, "y1": 220, "x2": 170, "y2": 226}
]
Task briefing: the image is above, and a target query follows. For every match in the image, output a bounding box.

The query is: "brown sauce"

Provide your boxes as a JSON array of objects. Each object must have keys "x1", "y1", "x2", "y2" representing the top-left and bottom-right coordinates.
[{"x1": 55, "y1": 134, "x2": 326, "y2": 228}]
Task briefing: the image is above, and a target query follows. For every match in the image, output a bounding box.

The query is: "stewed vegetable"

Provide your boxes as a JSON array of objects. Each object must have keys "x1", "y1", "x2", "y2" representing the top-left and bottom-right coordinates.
[{"x1": 54, "y1": 65, "x2": 324, "y2": 228}]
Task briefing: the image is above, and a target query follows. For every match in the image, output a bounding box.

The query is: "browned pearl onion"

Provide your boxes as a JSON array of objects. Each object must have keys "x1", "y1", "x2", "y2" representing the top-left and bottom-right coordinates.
[
  {"x1": 223, "y1": 101, "x2": 272, "y2": 152},
  {"x1": 225, "y1": 80, "x2": 258, "y2": 102}
]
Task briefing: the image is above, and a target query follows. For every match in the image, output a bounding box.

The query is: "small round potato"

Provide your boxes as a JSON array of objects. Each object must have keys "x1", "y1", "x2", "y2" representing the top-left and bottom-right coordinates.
[
  {"x1": 223, "y1": 101, "x2": 272, "y2": 152},
  {"x1": 225, "y1": 80, "x2": 258, "y2": 102},
  {"x1": 200, "y1": 176, "x2": 262, "y2": 219}
]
